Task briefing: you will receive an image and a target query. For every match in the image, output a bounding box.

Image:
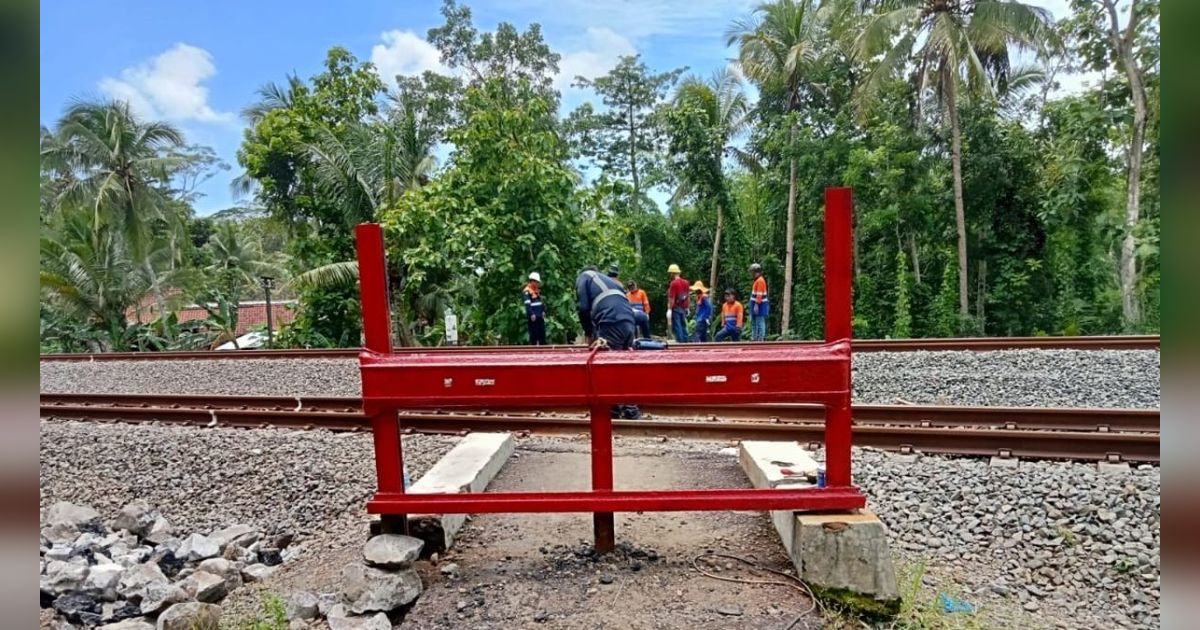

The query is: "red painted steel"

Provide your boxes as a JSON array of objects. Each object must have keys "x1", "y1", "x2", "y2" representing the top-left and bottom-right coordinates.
[
  {"x1": 353, "y1": 186, "x2": 864, "y2": 546},
  {"x1": 368, "y1": 487, "x2": 867, "y2": 514}
]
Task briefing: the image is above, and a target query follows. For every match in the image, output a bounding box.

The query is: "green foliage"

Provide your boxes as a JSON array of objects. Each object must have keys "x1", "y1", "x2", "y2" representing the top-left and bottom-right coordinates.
[{"x1": 237, "y1": 593, "x2": 288, "y2": 630}]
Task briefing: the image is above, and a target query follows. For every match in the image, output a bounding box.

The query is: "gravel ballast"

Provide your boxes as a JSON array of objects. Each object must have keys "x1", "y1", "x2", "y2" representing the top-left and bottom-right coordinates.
[
  {"x1": 39, "y1": 420, "x2": 457, "y2": 537},
  {"x1": 40, "y1": 348, "x2": 1160, "y2": 408}
]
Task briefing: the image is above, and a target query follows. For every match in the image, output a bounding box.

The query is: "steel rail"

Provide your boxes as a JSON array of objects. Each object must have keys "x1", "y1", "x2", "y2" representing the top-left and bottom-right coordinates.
[
  {"x1": 39, "y1": 393, "x2": 1160, "y2": 433},
  {"x1": 39, "y1": 398, "x2": 1159, "y2": 462},
  {"x1": 38, "y1": 335, "x2": 1160, "y2": 362}
]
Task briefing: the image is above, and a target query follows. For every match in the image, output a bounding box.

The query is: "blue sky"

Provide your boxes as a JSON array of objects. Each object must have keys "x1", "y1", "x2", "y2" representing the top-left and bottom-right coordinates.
[{"x1": 40, "y1": 0, "x2": 1079, "y2": 216}]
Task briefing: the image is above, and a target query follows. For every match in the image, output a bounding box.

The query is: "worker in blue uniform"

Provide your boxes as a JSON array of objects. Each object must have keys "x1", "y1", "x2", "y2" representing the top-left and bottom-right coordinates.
[
  {"x1": 523, "y1": 271, "x2": 546, "y2": 345},
  {"x1": 575, "y1": 266, "x2": 639, "y2": 418}
]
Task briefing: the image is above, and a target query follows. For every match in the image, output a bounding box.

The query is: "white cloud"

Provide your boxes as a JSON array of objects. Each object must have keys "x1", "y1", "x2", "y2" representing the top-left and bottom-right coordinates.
[
  {"x1": 371, "y1": 30, "x2": 448, "y2": 85},
  {"x1": 555, "y1": 27, "x2": 637, "y2": 91},
  {"x1": 99, "y1": 43, "x2": 232, "y2": 123}
]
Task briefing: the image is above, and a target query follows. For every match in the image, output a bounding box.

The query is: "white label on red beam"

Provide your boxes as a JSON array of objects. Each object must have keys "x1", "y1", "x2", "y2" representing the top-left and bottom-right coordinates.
[
  {"x1": 706, "y1": 375, "x2": 727, "y2": 383},
  {"x1": 474, "y1": 378, "x2": 496, "y2": 387}
]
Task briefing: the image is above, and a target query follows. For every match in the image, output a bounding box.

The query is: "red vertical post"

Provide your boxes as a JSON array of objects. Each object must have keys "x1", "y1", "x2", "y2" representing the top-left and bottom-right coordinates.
[
  {"x1": 590, "y1": 402, "x2": 615, "y2": 552},
  {"x1": 355, "y1": 224, "x2": 393, "y2": 354},
  {"x1": 824, "y1": 187, "x2": 853, "y2": 487},
  {"x1": 356, "y1": 223, "x2": 407, "y2": 533}
]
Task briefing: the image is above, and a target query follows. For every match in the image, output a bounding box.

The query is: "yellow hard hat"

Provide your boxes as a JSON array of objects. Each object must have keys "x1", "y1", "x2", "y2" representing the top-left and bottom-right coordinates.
[
  {"x1": 690, "y1": 281, "x2": 707, "y2": 293},
  {"x1": 667, "y1": 264, "x2": 681, "y2": 274}
]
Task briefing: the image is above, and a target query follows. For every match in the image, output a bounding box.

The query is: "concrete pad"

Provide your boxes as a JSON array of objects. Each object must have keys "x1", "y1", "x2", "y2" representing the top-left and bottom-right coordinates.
[
  {"x1": 1097, "y1": 461, "x2": 1131, "y2": 475},
  {"x1": 990, "y1": 456, "x2": 1020, "y2": 469},
  {"x1": 738, "y1": 441, "x2": 899, "y2": 618},
  {"x1": 893, "y1": 453, "x2": 920, "y2": 464},
  {"x1": 406, "y1": 433, "x2": 516, "y2": 554}
]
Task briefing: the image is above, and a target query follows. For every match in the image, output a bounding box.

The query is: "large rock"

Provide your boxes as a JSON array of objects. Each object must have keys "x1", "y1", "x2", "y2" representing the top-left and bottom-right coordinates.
[
  {"x1": 142, "y1": 517, "x2": 173, "y2": 545},
  {"x1": 327, "y1": 613, "x2": 391, "y2": 630},
  {"x1": 285, "y1": 591, "x2": 319, "y2": 620},
  {"x1": 362, "y1": 535, "x2": 423, "y2": 569},
  {"x1": 240, "y1": 563, "x2": 276, "y2": 583},
  {"x1": 53, "y1": 591, "x2": 101, "y2": 625},
  {"x1": 138, "y1": 583, "x2": 189, "y2": 615},
  {"x1": 99, "y1": 619, "x2": 155, "y2": 630},
  {"x1": 82, "y1": 562, "x2": 124, "y2": 601},
  {"x1": 110, "y1": 500, "x2": 155, "y2": 537},
  {"x1": 197, "y1": 558, "x2": 242, "y2": 589},
  {"x1": 45, "y1": 501, "x2": 102, "y2": 528},
  {"x1": 44, "y1": 544, "x2": 74, "y2": 562},
  {"x1": 176, "y1": 534, "x2": 220, "y2": 562},
  {"x1": 208, "y1": 524, "x2": 255, "y2": 551},
  {"x1": 100, "y1": 601, "x2": 143, "y2": 624},
  {"x1": 155, "y1": 602, "x2": 221, "y2": 630},
  {"x1": 118, "y1": 562, "x2": 169, "y2": 602},
  {"x1": 42, "y1": 559, "x2": 89, "y2": 594},
  {"x1": 43, "y1": 522, "x2": 80, "y2": 545},
  {"x1": 181, "y1": 571, "x2": 227, "y2": 603},
  {"x1": 340, "y1": 563, "x2": 422, "y2": 614}
]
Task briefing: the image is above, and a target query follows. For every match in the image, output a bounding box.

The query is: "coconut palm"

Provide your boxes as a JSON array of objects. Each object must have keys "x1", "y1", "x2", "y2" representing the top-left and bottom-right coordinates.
[
  {"x1": 853, "y1": 0, "x2": 1051, "y2": 318},
  {"x1": 726, "y1": 0, "x2": 825, "y2": 336},
  {"x1": 671, "y1": 68, "x2": 759, "y2": 291},
  {"x1": 41, "y1": 100, "x2": 187, "y2": 257},
  {"x1": 240, "y1": 74, "x2": 307, "y2": 126}
]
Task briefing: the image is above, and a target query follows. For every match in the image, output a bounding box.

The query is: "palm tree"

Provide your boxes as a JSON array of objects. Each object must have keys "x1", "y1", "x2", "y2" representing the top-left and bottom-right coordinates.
[
  {"x1": 727, "y1": 0, "x2": 824, "y2": 336},
  {"x1": 672, "y1": 68, "x2": 758, "y2": 291},
  {"x1": 240, "y1": 74, "x2": 307, "y2": 126},
  {"x1": 42, "y1": 100, "x2": 187, "y2": 257},
  {"x1": 853, "y1": 0, "x2": 1050, "y2": 318},
  {"x1": 40, "y1": 207, "x2": 152, "y2": 351}
]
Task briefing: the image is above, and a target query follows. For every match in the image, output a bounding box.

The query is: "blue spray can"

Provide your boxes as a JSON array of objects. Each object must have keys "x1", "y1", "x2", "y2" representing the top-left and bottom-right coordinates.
[{"x1": 816, "y1": 465, "x2": 826, "y2": 488}]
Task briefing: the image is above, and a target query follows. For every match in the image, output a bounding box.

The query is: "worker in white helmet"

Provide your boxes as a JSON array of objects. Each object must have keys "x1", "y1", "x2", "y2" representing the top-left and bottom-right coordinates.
[
  {"x1": 523, "y1": 271, "x2": 546, "y2": 345},
  {"x1": 666, "y1": 263, "x2": 690, "y2": 343}
]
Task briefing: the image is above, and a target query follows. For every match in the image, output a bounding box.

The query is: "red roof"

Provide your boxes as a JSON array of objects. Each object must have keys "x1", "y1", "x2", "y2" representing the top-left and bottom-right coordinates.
[{"x1": 128, "y1": 300, "x2": 298, "y2": 335}]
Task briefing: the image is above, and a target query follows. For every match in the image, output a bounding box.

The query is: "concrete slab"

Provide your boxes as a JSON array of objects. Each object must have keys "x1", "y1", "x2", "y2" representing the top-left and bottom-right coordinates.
[
  {"x1": 893, "y1": 453, "x2": 920, "y2": 464},
  {"x1": 739, "y1": 441, "x2": 900, "y2": 618},
  {"x1": 406, "y1": 433, "x2": 516, "y2": 554},
  {"x1": 990, "y1": 456, "x2": 1020, "y2": 469}
]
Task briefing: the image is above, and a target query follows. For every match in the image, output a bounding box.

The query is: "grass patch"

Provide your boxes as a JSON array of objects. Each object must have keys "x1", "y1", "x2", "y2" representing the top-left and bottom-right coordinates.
[
  {"x1": 229, "y1": 593, "x2": 288, "y2": 630},
  {"x1": 823, "y1": 558, "x2": 992, "y2": 630}
]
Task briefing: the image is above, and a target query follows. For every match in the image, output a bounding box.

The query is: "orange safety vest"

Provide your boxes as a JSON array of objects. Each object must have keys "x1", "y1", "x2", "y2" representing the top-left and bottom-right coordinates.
[{"x1": 627, "y1": 289, "x2": 651, "y2": 314}]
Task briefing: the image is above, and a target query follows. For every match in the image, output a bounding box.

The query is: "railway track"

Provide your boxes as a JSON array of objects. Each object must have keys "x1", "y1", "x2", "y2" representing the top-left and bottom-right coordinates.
[
  {"x1": 37, "y1": 334, "x2": 1160, "y2": 361},
  {"x1": 40, "y1": 393, "x2": 1160, "y2": 463}
]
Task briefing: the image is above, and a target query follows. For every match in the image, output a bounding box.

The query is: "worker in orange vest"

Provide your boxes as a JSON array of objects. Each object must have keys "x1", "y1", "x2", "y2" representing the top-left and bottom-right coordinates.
[
  {"x1": 626, "y1": 280, "x2": 651, "y2": 340},
  {"x1": 714, "y1": 288, "x2": 744, "y2": 342},
  {"x1": 523, "y1": 271, "x2": 546, "y2": 345},
  {"x1": 749, "y1": 263, "x2": 768, "y2": 341}
]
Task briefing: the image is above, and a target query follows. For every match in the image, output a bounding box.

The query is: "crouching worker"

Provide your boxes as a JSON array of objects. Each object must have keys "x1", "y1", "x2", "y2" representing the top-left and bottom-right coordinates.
[
  {"x1": 626, "y1": 280, "x2": 652, "y2": 340},
  {"x1": 714, "y1": 288, "x2": 744, "y2": 342},
  {"x1": 575, "y1": 266, "x2": 640, "y2": 419}
]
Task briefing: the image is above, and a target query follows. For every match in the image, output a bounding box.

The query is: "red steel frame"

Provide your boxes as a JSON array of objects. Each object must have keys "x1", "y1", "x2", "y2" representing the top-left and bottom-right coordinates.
[{"x1": 355, "y1": 187, "x2": 865, "y2": 550}]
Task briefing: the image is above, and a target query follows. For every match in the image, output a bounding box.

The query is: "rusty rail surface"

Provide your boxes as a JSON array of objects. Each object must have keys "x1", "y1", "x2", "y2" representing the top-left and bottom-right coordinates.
[
  {"x1": 38, "y1": 335, "x2": 1160, "y2": 362},
  {"x1": 40, "y1": 393, "x2": 1160, "y2": 462}
]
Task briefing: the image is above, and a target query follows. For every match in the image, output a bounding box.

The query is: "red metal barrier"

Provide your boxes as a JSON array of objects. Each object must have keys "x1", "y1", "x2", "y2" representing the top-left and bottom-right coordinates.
[{"x1": 354, "y1": 187, "x2": 865, "y2": 550}]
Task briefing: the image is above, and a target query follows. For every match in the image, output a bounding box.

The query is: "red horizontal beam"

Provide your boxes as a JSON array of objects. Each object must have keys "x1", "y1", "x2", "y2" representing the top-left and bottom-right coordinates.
[
  {"x1": 367, "y1": 487, "x2": 866, "y2": 514},
  {"x1": 361, "y1": 341, "x2": 850, "y2": 410}
]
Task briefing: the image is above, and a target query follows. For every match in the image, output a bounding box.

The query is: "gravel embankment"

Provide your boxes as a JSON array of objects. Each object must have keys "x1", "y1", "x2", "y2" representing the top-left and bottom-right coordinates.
[
  {"x1": 39, "y1": 420, "x2": 457, "y2": 538},
  {"x1": 852, "y1": 449, "x2": 1159, "y2": 629},
  {"x1": 40, "y1": 348, "x2": 1160, "y2": 408}
]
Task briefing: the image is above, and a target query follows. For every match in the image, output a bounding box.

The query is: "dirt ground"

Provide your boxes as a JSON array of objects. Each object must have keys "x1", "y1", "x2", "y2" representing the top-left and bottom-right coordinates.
[{"x1": 400, "y1": 439, "x2": 822, "y2": 630}]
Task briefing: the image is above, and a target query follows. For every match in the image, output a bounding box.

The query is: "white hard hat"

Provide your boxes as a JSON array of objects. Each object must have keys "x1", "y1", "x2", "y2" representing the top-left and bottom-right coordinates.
[{"x1": 528, "y1": 271, "x2": 541, "y2": 283}]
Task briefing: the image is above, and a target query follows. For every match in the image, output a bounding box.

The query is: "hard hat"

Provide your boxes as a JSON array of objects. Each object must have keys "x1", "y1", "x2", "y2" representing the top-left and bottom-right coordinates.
[
  {"x1": 667, "y1": 264, "x2": 681, "y2": 274},
  {"x1": 690, "y1": 280, "x2": 707, "y2": 292},
  {"x1": 528, "y1": 272, "x2": 541, "y2": 283},
  {"x1": 607, "y1": 264, "x2": 620, "y2": 277},
  {"x1": 749, "y1": 263, "x2": 762, "y2": 272}
]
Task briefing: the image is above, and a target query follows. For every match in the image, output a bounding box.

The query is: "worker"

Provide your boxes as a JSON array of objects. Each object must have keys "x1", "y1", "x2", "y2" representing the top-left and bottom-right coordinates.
[
  {"x1": 666, "y1": 264, "x2": 690, "y2": 343},
  {"x1": 523, "y1": 271, "x2": 546, "y2": 345},
  {"x1": 627, "y1": 280, "x2": 652, "y2": 340},
  {"x1": 575, "y1": 266, "x2": 639, "y2": 418},
  {"x1": 749, "y1": 263, "x2": 768, "y2": 341},
  {"x1": 691, "y1": 281, "x2": 712, "y2": 342},
  {"x1": 607, "y1": 263, "x2": 620, "y2": 278},
  {"x1": 714, "y1": 288, "x2": 744, "y2": 342}
]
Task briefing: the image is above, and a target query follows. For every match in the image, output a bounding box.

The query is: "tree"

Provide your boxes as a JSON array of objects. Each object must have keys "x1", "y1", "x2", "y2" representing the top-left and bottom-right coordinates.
[
  {"x1": 1067, "y1": 0, "x2": 1158, "y2": 328},
  {"x1": 727, "y1": 0, "x2": 825, "y2": 335},
  {"x1": 200, "y1": 221, "x2": 286, "y2": 343},
  {"x1": 854, "y1": 0, "x2": 1051, "y2": 317},
  {"x1": 667, "y1": 68, "x2": 758, "y2": 292},
  {"x1": 567, "y1": 56, "x2": 685, "y2": 215}
]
